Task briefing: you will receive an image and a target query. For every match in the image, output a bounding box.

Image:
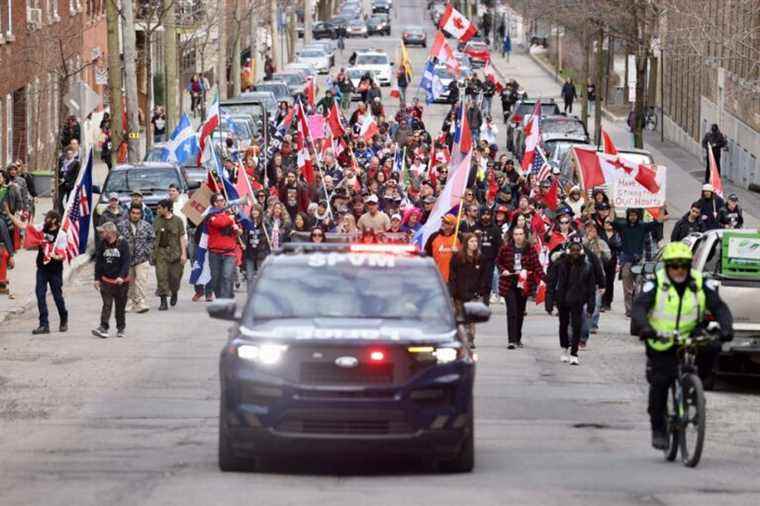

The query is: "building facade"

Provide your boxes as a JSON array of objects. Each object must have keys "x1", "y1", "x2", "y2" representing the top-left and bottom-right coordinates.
[{"x1": 0, "y1": 0, "x2": 108, "y2": 171}]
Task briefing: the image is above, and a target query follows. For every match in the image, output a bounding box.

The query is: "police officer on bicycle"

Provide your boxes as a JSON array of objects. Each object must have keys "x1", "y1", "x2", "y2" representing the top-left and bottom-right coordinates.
[{"x1": 630, "y1": 242, "x2": 733, "y2": 451}]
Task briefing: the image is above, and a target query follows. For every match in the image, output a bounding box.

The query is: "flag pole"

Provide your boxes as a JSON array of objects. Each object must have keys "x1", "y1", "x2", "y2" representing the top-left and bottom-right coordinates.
[
  {"x1": 297, "y1": 98, "x2": 334, "y2": 220},
  {"x1": 451, "y1": 191, "x2": 466, "y2": 250}
]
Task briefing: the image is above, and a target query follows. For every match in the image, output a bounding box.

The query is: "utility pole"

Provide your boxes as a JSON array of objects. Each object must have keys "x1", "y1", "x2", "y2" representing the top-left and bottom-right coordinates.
[
  {"x1": 105, "y1": 0, "x2": 123, "y2": 168},
  {"x1": 251, "y1": 0, "x2": 263, "y2": 82},
  {"x1": 594, "y1": 28, "x2": 604, "y2": 146},
  {"x1": 164, "y1": 0, "x2": 178, "y2": 131},
  {"x1": 288, "y1": 7, "x2": 297, "y2": 62},
  {"x1": 121, "y1": 0, "x2": 142, "y2": 162},
  {"x1": 232, "y1": 0, "x2": 243, "y2": 96},
  {"x1": 218, "y1": 0, "x2": 228, "y2": 99},
  {"x1": 304, "y1": 0, "x2": 313, "y2": 45},
  {"x1": 270, "y1": 0, "x2": 280, "y2": 72}
]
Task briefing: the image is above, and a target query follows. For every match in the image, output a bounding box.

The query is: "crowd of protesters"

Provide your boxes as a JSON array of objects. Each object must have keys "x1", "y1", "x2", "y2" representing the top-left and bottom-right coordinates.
[{"x1": 0, "y1": 44, "x2": 749, "y2": 353}]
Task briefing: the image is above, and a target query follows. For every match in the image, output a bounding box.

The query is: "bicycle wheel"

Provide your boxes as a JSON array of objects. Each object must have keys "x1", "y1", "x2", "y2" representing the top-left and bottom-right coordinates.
[
  {"x1": 664, "y1": 382, "x2": 679, "y2": 462},
  {"x1": 679, "y1": 374, "x2": 706, "y2": 467}
]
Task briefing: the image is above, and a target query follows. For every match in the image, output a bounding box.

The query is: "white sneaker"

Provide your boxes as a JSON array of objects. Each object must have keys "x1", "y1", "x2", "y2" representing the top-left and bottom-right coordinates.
[
  {"x1": 569, "y1": 356, "x2": 580, "y2": 366},
  {"x1": 560, "y1": 350, "x2": 570, "y2": 363}
]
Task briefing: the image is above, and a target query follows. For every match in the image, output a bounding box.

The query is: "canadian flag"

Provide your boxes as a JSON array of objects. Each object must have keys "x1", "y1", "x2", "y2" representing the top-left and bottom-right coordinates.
[
  {"x1": 601, "y1": 129, "x2": 618, "y2": 155},
  {"x1": 430, "y1": 31, "x2": 460, "y2": 75},
  {"x1": 326, "y1": 102, "x2": 346, "y2": 138},
  {"x1": 520, "y1": 100, "x2": 541, "y2": 172},
  {"x1": 438, "y1": 4, "x2": 477, "y2": 42},
  {"x1": 197, "y1": 96, "x2": 219, "y2": 164},
  {"x1": 359, "y1": 114, "x2": 379, "y2": 141},
  {"x1": 598, "y1": 131, "x2": 661, "y2": 194}
]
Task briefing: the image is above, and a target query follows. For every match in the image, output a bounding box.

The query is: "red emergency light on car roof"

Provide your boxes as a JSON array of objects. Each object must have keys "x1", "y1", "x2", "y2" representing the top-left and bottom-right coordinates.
[{"x1": 349, "y1": 244, "x2": 418, "y2": 254}]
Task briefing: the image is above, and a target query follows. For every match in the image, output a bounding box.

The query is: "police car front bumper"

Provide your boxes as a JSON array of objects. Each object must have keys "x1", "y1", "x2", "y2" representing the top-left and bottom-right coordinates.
[{"x1": 220, "y1": 359, "x2": 474, "y2": 458}]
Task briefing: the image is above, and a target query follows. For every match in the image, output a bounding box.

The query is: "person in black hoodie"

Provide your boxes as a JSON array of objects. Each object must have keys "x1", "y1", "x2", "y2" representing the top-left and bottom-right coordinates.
[
  {"x1": 547, "y1": 236, "x2": 598, "y2": 365},
  {"x1": 448, "y1": 233, "x2": 489, "y2": 347},
  {"x1": 719, "y1": 193, "x2": 744, "y2": 229},
  {"x1": 671, "y1": 203, "x2": 704, "y2": 242},
  {"x1": 32, "y1": 211, "x2": 68, "y2": 335},
  {"x1": 92, "y1": 221, "x2": 131, "y2": 339},
  {"x1": 474, "y1": 207, "x2": 502, "y2": 305}
]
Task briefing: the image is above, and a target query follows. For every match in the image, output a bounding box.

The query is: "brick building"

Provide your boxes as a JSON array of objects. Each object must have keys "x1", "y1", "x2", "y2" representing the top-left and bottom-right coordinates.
[{"x1": 0, "y1": 0, "x2": 108, "y2": 171}]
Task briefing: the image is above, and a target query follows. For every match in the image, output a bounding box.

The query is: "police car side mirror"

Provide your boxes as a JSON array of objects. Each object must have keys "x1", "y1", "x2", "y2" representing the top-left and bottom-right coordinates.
[
  {"x1": 463, "y1": 301, "x2": 491, "y2": 324},
  {"x1": 643, "y1": 263, "x2": 657, "y2": 275},
  {"x1": 207, "y1": 299, "x2": 239, "y2": 321}
]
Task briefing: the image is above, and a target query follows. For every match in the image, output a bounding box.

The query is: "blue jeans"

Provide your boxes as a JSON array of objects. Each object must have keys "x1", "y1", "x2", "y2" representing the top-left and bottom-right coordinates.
[
  {"x1": 482, "y1": 96, "x2": 492, "y2": 116},
  {"x1": 581, "y1": 292, "x2": 602, "y2": 342},
  {"x1": 36, "y1": 269, "x2": 68, "y2": 327},
  {"x1": 208, "y1": 252, "x2": 236, "y2": 299}
]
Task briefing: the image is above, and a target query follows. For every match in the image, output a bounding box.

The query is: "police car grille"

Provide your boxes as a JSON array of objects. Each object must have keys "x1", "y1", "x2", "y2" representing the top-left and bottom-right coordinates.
[
  {"x1": 300, "y1": 362, "x2": 394, "y2": 385},
  {"x1": 277, "y1": 409, "x2": 410, "y2": 435}
]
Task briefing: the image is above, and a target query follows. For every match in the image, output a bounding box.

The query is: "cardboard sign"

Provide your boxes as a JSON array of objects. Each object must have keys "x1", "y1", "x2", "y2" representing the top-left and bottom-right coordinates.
[
  {"x1": 308, "y1": 114, "x2": 325, "y2": 140},
  {"x1": 611, "y1": 165, "x2": 667, "y2": 209},
  {"x1": 182, "y1": 183, "x2": 214, "y2": 226}
]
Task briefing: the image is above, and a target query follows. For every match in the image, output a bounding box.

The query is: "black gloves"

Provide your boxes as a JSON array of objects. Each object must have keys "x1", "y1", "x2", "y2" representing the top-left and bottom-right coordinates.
[{"x1": 640, "y1": 327, "x2": 656, "y2": 342}]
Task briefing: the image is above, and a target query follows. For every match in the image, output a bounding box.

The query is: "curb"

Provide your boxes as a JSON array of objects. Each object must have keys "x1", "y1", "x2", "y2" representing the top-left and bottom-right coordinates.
[
  {"x1": 0, "y1": 252, "x2": 91, "y2": 325},
  {"x1": 524, "y1": 50, "x2": 626, "y2": 123}
]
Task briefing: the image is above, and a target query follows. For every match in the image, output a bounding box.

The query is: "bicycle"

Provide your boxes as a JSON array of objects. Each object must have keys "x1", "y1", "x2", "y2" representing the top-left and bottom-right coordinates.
[{"x1": 659, "y1": 326, "x2": 719, "y2": 467}]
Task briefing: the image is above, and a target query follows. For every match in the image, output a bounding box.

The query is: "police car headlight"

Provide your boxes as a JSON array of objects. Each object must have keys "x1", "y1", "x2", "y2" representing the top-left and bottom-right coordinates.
[
  {"x1": 433, "y1": 347, "x2": 459, "y2": 364},
  {"x1": 237, "y1": 344, "x2": 288, "y2": 365}
]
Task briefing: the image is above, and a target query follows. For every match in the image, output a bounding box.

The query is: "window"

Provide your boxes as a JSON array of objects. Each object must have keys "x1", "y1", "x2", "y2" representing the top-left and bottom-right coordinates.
[{"x1": 7, "y1": 0, "x2": 14, "y2": 38}]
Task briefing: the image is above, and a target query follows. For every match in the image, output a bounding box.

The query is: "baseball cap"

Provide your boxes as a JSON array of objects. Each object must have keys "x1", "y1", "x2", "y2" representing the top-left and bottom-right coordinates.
[
  {"x1": 108, "y1": 192, "x2": 119, "y2": 201},
  {"x1": 596, "y1": 201, "x2": 610, "y2": 210},
  {"x1": 702, "y1": 183, "x2": 714, "y2": 192},
  {"x1": 441, "y1": 214, "x2": 457, "y2": 225},
  {"x1": 365, "y1": 194, "x2": 379, "y2": 204},
  {"x1": 131, "y1": 190, "x2": 143, "y2": 197},
  {"x1": 496, "y1": 205, "x2": 509, "y2": 214},
  {"x1": 391, "y1": 214, "x2": 402, "y2": 222},
  {"x1": 423, "y1": 195, "x2": 436, "y2": 204},
  {"x1": 728, "y1": 193, "x2": 738, "y2": 201},
  {"x1": 568, "y1": 235, "x2": 584, "y2": 248}
]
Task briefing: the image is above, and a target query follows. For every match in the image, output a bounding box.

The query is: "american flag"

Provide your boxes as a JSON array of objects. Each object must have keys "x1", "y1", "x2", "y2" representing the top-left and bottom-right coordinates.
[
  {"x1": 54, "y1": 148, "x2": 93, "y2": 263},
  {"x1": 531, "y1": 146, "x2": 551, "y2": 183}
]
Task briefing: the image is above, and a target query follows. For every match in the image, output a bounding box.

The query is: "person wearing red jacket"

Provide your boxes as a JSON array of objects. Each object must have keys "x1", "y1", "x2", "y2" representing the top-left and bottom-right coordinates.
[
  {"x1": 206, "y1": 193, "x2": 242, "y2": 299},
  {"x1": 497, "y1": 226, "x2": 544, "y2": 349}
]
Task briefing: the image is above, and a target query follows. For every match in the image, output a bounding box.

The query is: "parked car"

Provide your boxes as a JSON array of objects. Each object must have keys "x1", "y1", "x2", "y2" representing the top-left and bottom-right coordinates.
[
  {"x1": 253, "y1": 81, "x2": 293, "y2": 107},
  {"x1": 513, "y1": 114, "x2": 589, "y2": 161},
  {"x1": 328, "y1": 16, "x2": 349, "y2": 37},
  {"x1": 349, "y1": 50, "x2": 393, "y2": 86},
  {"x1": 372, "y1": 0, "x2": 392, "y2": 14},
  {"x1": 346, "y1": 18, "x2": 369, "y2": 38},
  {"x1": 284, "y1": 63, "x2": 318, "y2": 82},
  {"x1": 239, "y1": 90, "x2": 278, "y2": 118},
  {"x1": 296, "y1": 48, "x2": 331, "y2": 74},
  {"x1": 312, "y1": 21, "x2": 336, "y2": 39},
  {"x1": 631, "y1": 230, "x2": 760, "y2": 387},
  {"x1": 271, "y1": 72, "x2": 307, "y2": 97},
  {"x1": 93, "y1": 162, "x2": 198, "y2": 223},
  {"x1": 402, "y1": 26, "x2": 427, "y2": 47},
  {"x1": 505, "y1": 98, "x2": 560, "y2": 153},
  {"x1": 367, "y1": 14, "x2": 391, "y2": 35},
  {"x1": 462, "y1": 40, "x2": 490, "y2": 68},
  {"x1": 305, "y1": 41, "x2": 337, "y2": 67}
]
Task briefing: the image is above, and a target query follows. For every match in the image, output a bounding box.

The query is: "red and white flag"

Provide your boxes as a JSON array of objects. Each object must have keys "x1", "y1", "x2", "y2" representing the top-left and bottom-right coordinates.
[
  {"x1": 430, "y1": 31, "x2": 460, "y2": 75},
  {"x1": 305, "y1": 78, "x2": 316, "y2": 107},
  {"x1": 326, "y1": 102, "x2": 346, "y2": 138},
  {"x1": 438, "y1": 4, "x2": 477, "y2": 42},
  {"x1": 359, "y1": 114, "x2": 379, "y2": 141},
  {"x1": 601, "y1": 129, "x2": 618, "y2": 155},
  {"x1": 295, "y1": 102, "x2": 315, "y2": 184},
  {"x1": 483, "y1": 59, "x2": 503, "y2": 92},
  {"x1": 707, "y1": 143, "x2": 724, "y2": 198},
  {"x1": 520, "y1": 100, "x2": 541, "y2": 172},
  {"x1": 197, "y1": 96, "x2": 219, "y2": 164}
]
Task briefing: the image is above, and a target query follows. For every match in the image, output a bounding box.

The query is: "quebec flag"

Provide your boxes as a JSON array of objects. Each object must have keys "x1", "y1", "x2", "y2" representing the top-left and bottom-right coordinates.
[{"x1": 165, "y1": 114, "x2": 200, "y2": 165}]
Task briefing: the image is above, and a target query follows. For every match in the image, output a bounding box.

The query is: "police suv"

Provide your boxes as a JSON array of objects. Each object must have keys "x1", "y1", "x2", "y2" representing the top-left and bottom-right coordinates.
[{"x1": 208, "y1": 243, "x2": 490, "y2": 472}]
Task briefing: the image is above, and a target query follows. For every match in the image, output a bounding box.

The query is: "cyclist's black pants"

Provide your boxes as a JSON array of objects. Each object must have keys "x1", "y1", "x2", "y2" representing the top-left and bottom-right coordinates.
[{"x1": 646, "y1": 343, "x2": 721, "y2": 432}]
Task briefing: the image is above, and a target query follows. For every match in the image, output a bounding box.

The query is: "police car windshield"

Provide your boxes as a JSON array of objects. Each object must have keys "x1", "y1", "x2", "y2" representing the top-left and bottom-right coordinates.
[{"x1": 247, "y1": 256, "x2": 452, "y2": 323}]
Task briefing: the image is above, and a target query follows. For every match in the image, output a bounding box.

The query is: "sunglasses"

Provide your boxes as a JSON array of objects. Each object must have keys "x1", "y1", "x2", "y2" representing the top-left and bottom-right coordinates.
[
  {"x1": 667, "y1": 262, "x2": 690, "y2": 270},
  {"x1": 559, "y1": 220, "x2": 571, "y2": 225}
]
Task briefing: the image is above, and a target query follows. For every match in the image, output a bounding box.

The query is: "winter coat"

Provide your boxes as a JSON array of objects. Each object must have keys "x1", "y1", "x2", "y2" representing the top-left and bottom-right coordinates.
[
  {"x1": 448, "y1": 255, "x2": 490, "y2": 302},
  {"x1": 671, "y1": 214, "x2": 705, "y2": 242},
  {"x1": 552, "y1": 252, "x2": 597, "y2": 311},
  {"x1": 496, "y1": 241, "x2": 543, "y2": 296},
  {"x1": 118, "y1": 219, "x2": 155, "y2": 266}
]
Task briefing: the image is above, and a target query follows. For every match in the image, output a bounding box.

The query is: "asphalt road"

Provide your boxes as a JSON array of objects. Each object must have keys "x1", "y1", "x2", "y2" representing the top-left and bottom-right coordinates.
[{"x1": 2, "y1": 2, "x2": 760, "y2": 505}]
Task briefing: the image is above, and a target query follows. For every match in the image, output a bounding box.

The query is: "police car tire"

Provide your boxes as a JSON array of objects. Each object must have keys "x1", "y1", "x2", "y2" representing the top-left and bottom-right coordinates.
[{"x1": 218, "y1": 405, "x2": 255, "y2": 472}]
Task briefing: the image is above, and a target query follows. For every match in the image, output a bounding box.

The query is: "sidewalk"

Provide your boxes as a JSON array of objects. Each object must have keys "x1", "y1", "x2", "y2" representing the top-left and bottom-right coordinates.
[
  {"x1": 0, "y1": 159, "x2": 110, "y2": 325},
  {"x1": 490, "y1": 45, "x2": 759, "y2": 228}
]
